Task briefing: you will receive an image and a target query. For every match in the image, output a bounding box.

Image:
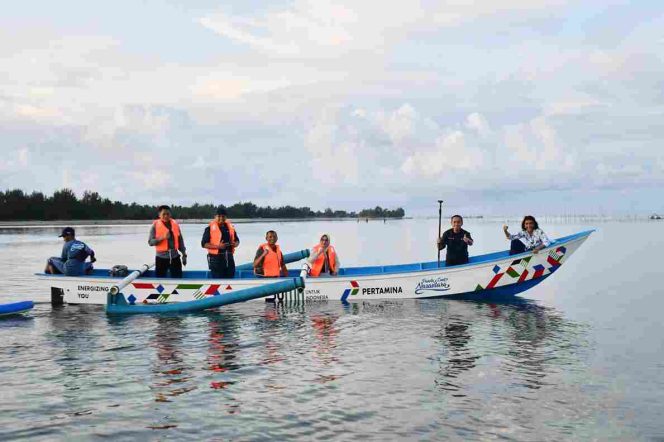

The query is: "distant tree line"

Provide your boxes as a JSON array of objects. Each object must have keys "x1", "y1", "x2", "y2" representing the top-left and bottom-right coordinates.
[
  {"x1": 0, "y1": 189, "x2": 405, "y2": 221},
  {"x1": 358, "y1": 206, "x2": 405, "y2": 219}
]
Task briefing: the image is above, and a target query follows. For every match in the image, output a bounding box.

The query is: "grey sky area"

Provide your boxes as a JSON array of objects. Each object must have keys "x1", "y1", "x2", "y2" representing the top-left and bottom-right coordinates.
[{"x1": 1, "y1": 1, "x2": 663, "y2": 215}]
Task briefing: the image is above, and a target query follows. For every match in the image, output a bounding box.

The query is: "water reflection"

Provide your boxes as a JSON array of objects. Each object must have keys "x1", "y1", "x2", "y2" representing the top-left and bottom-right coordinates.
[
  {"x1": 45, "y1": 306, "x2": 106, "y2": 419},
  {"x1": 149, "y1": 317, "x2": 195, "y2": 403},
  {"x1": 34, "y1": 297, "x2": 590, "y2": 437},
  {"x1": 257, "y1": 304, "x2": 286, "y2": 367},
  {"x1": 206, "y1": 314, "x2": 241, "y2": 390},
  {"x1": 434, "y1": 314, "x2": 480, "y2": 394},
  {"x1": 311, "y1": 313, "x2": 339, "y2": 365},
  {"x1": 498, "y1": 300, "x2": 578, "y2": 390},
  {"x1": 428, "y1": 298, "x2": 587, "y2": 394}
]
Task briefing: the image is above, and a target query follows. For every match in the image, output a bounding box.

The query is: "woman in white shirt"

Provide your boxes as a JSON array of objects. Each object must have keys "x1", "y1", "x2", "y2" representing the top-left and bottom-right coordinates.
[{"x1": 503, "y1": 216, "x2": 551, "y2": 255}]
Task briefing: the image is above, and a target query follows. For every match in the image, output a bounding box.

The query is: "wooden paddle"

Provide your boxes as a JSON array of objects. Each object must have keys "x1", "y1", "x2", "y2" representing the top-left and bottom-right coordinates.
[{"x1": 437, "y1": 200, "x2": 444, "y2": 267}]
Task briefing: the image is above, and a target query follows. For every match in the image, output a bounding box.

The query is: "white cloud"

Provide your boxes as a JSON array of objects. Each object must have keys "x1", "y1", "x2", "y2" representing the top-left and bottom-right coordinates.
[
  {"x1": 382, "y1": 104, "x2": 418, "y2": 145},
  {"x1": 199, "y1": 1, "x2": 426, "y2": 58},
  {"x1": 199, "y1": 0, "x2": 578, "y2": 61},
  {"x1": 0, "y1": 148, "x2": 30, "y2": 171},
  {"x1": 304, "y1": 109, "x2": 360, "y2": 184},
  {"x1": 401, "y1": 130, "x2": 481, "y2": 176},
  {"x1": 305, "y1": 103, "x2": 588, "y2": 192},
  {"x1": 543, "y1": 97, "x2": 603, "y2": 116},
  {"x1": 504, "y1": 115, "x2": 575, "y2": 172},
  {"x1": 465, "y1": 112, "x2": 491, "y2": 137},
  {"x1": 16, "y1": 148, "x2": 28, "y2": 167},
  {"x1": 14, "y1": 104, "x2": 62, "y2": 121}
]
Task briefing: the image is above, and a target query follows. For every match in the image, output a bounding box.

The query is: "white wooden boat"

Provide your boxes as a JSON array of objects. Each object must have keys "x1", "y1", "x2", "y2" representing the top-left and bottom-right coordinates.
[{"x1": 37, "y1": 230, "x2": 593, "y2": 306}]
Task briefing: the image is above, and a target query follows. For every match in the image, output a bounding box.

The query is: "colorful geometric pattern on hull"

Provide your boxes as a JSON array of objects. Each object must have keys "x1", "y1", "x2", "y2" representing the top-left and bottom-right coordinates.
[{"x1": 475, "y1": 246, "x2": 567, "y2": 291}]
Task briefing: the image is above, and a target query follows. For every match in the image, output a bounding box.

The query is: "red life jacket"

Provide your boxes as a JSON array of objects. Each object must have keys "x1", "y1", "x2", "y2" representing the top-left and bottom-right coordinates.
[
  {"x1": 153, "y1": 219, "x2": 181, "y2": 253},
  {"x1": 207, "y1": 220, "x2": 236, "y2": 255},
  {"x1": 259, "y1": 243, "x2": 283, "y2": 277},
  {"x1": 310, "y1": 244, "x2": 337, "y2": 277}
]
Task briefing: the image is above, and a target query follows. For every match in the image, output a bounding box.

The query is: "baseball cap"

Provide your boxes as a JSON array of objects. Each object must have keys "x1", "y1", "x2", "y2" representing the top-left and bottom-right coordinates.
[
  {"x1": 215, "y1": 207, "x2": 228, "y2": 216},
  {"x1": 58, "y1": 227, "x2": 75, "y2": 237}
]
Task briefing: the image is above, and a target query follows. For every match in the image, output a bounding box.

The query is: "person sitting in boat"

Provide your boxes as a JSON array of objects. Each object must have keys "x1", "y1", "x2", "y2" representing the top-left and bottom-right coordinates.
[
  {"x1": 148, "y1": 205, "x2": 187, "y2": 278},
  {"x1": 45, "y1": 227, "x2": 96, "y2": 276},
  {"x1": 503, "y1": 215, "x2": 551, "y2": 255},
  {"x1": 307, "y1": 234, "x2": 340, "y2": 277},
  {"x1": 201, "y1": 206, "x2": 240, "y2": 278},
  {"x1": 437, "y1": 215, "x2": 474, "y2": 266},
  {"x1": 253, "y1": 230, "x2": 288, "y2": 277}
]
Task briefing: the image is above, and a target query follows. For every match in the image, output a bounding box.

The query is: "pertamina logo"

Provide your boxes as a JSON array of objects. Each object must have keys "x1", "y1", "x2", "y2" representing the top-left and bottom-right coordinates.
[{"x1": 341, "y1": 281, "x2": 360, "y2": 302}]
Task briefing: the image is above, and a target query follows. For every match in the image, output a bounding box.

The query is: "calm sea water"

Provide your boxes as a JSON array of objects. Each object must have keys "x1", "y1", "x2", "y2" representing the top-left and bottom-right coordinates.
[{"x1": 0, "y1": 219, "x2": 662, "y2": 440}]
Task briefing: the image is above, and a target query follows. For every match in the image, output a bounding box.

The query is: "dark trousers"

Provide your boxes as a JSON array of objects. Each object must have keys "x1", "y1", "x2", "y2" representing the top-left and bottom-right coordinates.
[
  {"x1": 509, "y1": 239, "x2": 527, "y2": 255},
  {"x1": 155, "y1": 255, "x2": 183, "y2": 278},
  {"x1": 445, "y1": 255, "x2": 469, "y2": 266},
  {"x1": 208, "y1": 252, "x2": 235, "y2": 279}
]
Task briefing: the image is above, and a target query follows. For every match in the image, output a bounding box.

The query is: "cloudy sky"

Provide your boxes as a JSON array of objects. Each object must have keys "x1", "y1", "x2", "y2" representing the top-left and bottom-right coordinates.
[{"x1": 1, "y1": 0, "x2": 662, "y2": 215}]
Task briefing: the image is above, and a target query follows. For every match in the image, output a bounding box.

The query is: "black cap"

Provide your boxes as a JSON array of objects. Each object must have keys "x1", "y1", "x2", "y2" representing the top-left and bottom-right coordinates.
[
  {"x1": 215, "y1": 207, "x2": 227, "y2": 216},
  {"x1": 58, "y1": 227, "x2": 75, "y2": 237}
]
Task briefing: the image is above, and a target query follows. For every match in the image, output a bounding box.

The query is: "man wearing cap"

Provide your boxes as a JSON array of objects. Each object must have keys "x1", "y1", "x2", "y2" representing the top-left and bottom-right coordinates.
[
  {"x1": 45, "y1": 227, "x2": 96, "y2": 276},
  {"x1": 201, "y1": 207, "x2": 240, "y2": 278}
]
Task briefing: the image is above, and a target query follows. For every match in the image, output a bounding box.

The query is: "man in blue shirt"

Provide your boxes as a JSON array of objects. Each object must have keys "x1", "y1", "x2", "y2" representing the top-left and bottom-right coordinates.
[{"x1": 45, "y1": 227, "x2": 97, "y2": 276}]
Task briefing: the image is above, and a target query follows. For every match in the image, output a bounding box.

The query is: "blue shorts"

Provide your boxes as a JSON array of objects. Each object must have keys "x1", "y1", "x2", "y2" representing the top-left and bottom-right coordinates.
[
  {"x1": 48, "y1": 257, "x2": 93, "y2": 276},
  {"x1": 48, "y1": 257, "x2": 66, "y2": 274}
]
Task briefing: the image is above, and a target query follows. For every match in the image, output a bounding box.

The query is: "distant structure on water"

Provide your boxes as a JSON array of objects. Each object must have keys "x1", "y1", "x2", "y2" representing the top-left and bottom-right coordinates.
[{"x1": 651, "y1": 214, "x2": 662, "y2": 220}]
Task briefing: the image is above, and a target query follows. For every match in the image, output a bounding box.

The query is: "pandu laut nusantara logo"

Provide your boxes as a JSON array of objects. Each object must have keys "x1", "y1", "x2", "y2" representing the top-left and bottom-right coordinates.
[{"x1": 414, "y1": 277, "x2": 451, "y2": 295}]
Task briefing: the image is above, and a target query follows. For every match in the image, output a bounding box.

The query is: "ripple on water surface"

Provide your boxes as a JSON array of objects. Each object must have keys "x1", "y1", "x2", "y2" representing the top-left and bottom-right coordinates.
[{"x1": 0, "y1": 296, "x2": 640, "y2": 440}]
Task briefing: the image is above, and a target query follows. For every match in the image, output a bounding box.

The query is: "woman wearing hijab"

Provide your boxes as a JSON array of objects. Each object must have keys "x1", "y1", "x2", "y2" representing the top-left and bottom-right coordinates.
[{"x1": 308, "y1": 234, "x2": 340, "y2": 277}]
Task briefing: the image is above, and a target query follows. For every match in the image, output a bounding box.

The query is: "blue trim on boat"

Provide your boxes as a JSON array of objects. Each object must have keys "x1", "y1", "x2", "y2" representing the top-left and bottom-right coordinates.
[
  {"x1": 0, "y1": 301, "x2": 34, "y2": 316},
  {"x1": 37, "y1": 230, "x2": 594, "y2": 280}
]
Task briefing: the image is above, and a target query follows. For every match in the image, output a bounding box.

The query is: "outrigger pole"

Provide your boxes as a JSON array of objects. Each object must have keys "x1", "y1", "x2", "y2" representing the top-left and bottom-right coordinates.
[
  {"x1": 107, "y1": 277, "x2": 305, "y2": 315},
  {"x1": 106, "y1": 262, "x2": 310, "y2": 314},
  {"x1": 109, "y1": 263, "x2": 155, "y2": 296},
  {"x1": 437, "y1": 200, "x2": 444, "y2": 268}
]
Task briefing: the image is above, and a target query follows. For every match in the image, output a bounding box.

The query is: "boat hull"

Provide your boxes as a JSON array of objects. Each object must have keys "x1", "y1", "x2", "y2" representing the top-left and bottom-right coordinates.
[
  {"x1": 36, "y1": 231, "x2": 592, "y2": 305},
  {"x1": 0, "y1": 301, "x2": 34, "y2": 316}
]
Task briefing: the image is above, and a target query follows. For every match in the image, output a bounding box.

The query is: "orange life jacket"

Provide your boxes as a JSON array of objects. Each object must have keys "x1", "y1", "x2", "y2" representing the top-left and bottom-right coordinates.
[
  {"x1": 207, "y1": 220, "x2": 236, "y2": 255},
  {"x1": 259, "y1": 243, "x2": 283, "y2": 277},
  {"x1": 310, "y1": 244, "x2": 337, "y2": 277},
  {"x1": 153, "y1": 219, "x2": 181, "y2": 253}
]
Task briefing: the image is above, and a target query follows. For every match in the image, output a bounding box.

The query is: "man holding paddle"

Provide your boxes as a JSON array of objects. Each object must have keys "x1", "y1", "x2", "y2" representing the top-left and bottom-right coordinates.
[{"x1": 437, "y1": 215, "x2": 474, "y2": 266}]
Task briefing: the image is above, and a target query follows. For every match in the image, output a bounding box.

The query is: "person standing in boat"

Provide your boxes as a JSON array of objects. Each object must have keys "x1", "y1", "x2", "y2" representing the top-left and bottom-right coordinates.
[
  {"x1": 45, "y1": 227, "x2": 96, "y2": 276},
  {"x1": 201, "y1": 207, "x2": 240, "y2": 279},
  {"x1": 148, "y1": 205, "x2": 187, "y2": 278},
  {"x1": 503, "y1": 215, "x2": 551, "y2": 255},
  {"x1": 437, "y1": 215, "x2": 474, "y2": 266},
  {"x1": 307, "y1": 234, "x2": 340, "y2": 277},
  {"x1": 253, "y1": 230, "x2": 288, "y2": 277}
]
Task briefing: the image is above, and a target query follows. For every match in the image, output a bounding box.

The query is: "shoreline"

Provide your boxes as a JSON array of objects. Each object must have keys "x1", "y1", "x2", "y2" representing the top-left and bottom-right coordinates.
[{"x1": 0, "y1": 217, "x2": 408, "y2": 228}]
